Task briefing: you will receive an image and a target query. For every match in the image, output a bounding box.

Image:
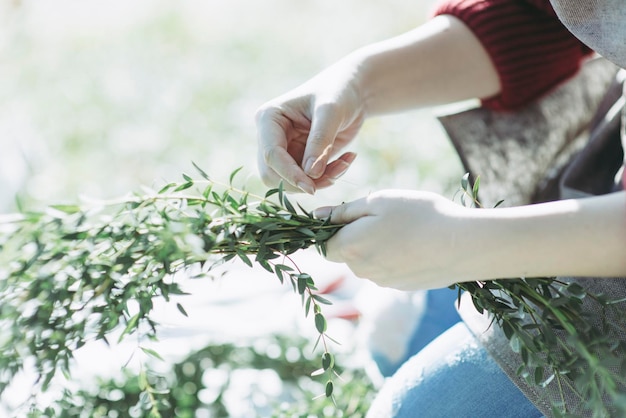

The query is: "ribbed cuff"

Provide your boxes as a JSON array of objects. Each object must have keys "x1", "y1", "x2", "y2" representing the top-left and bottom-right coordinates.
[{"x1": 434, "y1": 0, "x2": 592, "y2": 110}]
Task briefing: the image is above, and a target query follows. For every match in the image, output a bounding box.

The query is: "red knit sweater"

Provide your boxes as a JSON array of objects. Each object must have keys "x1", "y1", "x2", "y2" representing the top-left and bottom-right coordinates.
[
  {"x1": 434, "y1": 0, "x2": 592, "y2": 111},
  {"x1": 435, "y1": 0, "x2": 626, "y2": 189}
]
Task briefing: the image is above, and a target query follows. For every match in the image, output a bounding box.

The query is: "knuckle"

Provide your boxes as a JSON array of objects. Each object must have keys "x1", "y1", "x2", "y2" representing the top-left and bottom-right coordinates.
[
  {"x1": 365, "y1": 191, "x2": 384, "y2": 208},
  {"x1": 315, "y1": 101, "x2": 339, "y2": 116},
  {"x1": 307, "y1": 131, "x2": 328, "y2": 147},
  {"x1": 332, "y1": 239, "x2": 364, "y2": 265},
  {"x1": 254, "y1": 104, "x2": 274, "y2": 123},
  {"x1": 338, "y1": 245, "x2": 360, "y2": 264}
]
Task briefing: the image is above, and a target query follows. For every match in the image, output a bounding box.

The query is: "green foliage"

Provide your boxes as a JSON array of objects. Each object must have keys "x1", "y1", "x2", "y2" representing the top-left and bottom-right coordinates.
[
  {"x1": 0, "y1": 167, "x2": 343, "y2": 414},
  {"x1": 28, "y1": 335, "x2": 374, "y2": 418},
  {"x1": 7, "y1": 168, "x2": 624, "y2": 417},
  {"x1": 456, "y1": 176, "x2": 626, "y2": 417}
]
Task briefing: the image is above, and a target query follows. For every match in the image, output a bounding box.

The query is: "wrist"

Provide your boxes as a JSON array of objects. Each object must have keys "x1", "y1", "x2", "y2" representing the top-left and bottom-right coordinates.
[{"x1": 334, "y1": 49, "x2": 373, "y2": 118}]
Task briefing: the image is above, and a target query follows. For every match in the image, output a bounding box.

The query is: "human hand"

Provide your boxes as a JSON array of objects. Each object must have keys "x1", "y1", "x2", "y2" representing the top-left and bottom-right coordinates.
[
  {"x1": 315, "y1": 189, "x2": 626, "y2": 289},
  {"x1": 313, "y1": 190, "x2": 470, "y2": 290},
  {"x1": 255, "y1": 59, "x2": 364, "y2": 194}
]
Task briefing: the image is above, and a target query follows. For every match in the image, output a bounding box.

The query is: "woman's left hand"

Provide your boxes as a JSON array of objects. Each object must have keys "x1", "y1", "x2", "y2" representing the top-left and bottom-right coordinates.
[
  {"x1": 315, "y1": 190, "x2": 626, "y2": 289},
  {"x1": 314, "y1": 190, "x2": 470, "y2": 291}
]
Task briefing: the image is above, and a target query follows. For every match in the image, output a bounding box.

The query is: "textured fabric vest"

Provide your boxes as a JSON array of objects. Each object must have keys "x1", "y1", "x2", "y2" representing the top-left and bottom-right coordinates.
[
  {"x1": 439, "y1": 2, "x2": 626, "y2": 412},
  {"x1": 550, "y1": 0, "x2": 626, "y2": 70}
]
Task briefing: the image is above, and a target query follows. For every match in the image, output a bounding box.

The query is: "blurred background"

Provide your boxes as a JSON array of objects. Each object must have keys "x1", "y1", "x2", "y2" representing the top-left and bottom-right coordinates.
[
  {"x1": 0, "y1": 0, "x2": 466, "y2": 416},
  {"x1": 0, "y1": 0, "x2": 461, "y2": 212}
]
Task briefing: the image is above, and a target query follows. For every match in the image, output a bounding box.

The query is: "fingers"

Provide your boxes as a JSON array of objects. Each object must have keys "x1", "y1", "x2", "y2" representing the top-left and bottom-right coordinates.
[
  {"x1": 257, "y1": 156, "x2": 314, "y2": 194},
  {"x1": 324, "y1": 151, "x2": 357, "y2": 179},
  {"x1": 257, "y1": 96, "x2": 358, "y2": 193},
  {"x1": 311, "y1": 152, "x2": 357, "y2": 189},
  {"x1": 315, "y1": 197, "x2": 379, "y2": 265},
  {"x1": 302, "y1": 103, "x2": 345, "y2": 179},
  {"x1": 313, "y1": 194, "x2": 372, "y2": 224},
  {"x1": 256, "y1": 107, "x2": 317, "y2": 194}
]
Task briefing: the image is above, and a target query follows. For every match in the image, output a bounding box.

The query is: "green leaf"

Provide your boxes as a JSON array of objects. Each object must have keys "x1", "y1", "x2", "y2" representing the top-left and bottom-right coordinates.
[
  {"x1": 550, "y1": 297, "x2": 570, "y2": 308},
  {"x1": 229, "y1": 166, "x2": 244, "y2": 185},
  {"x1": 278, "y1": 181, "x2": 285, "y2": 205},
  {"x1": 541, "y1": 324, "x2": 557, "y2": 346},
  {"x1": 315, "y1": 313, "x2": 327, "y2": 334},
  {"x1": 519, "y1": 347, "x2": 529, "y2": 367},
  {"x1": 283, "y1": 195, "x2": 296, "y2": 214},
  {"x1": 186, "y1": 198, "x2": 204, "y2": 206},
  {"x1": 472, "y1": 176, "x2": 481, "y2": 200},
  {"x1": 176, "y1": 303, "x2": 189, "y2": 317},
  {"x1": 174, "y1": 182, "x2": 194, "y2": 192},
  {"x1": 312, "y1": 294, "x2": 332, "y2": 305},
  {"x1": 297, "y1": 203, "x2": 313, "y2": 218},
  {"x1": 297, "y1": 276, "x2": 307, "y2": 295},
  {"x1": 566, "y1": 283, "x2": 587, "y2": 299},
  {"x1": 274, "y1": 264, "x2": 293, "y2": 284},
  {"x1": 118, "y1": 313, "x2": 140, "y2": 343},
  {"x1": 138, "y1": 369, "x2": 148, "y2": 391},
  {"x1": 312, "y1": 334, "x2": 322, "y2": 352},
  {"x1": 141, "y1": 346, "x2": 164, "y2": 361},
  {"x1": 258, "y1": 258, "x2": 273, "y2": 273},
  {"x1": 534, "y1": 366, "x2": 544, "y2": 386},
  {"x1": 264, "y1": 187, "x2": 279, "y2": 199},
  {"x1": 317, "y1": 242, "x2": 328, "y2": 257},
  {"x1": 158, "y1": 182, "x2": 176, "y2": 194},
  {"x1": 236, "y1": 250, "x2": 253, "y2": 267},
  {"x1": 296, "y1": 227, "x2": 316, "y2": 238},
  {"x1": 325, "y1": 380, "x2": 334, "y2": 397},
  {"x1": 509, "y1": 334, "x2": 521, "y2": 353},
  {"x1": 182, "y1": 173, "x2": 193, "y2": 182},
  {"x1": 461, "y1": 172, "x2": 470, "y2": 191},
  {"x1": 202, "y1": 184, "x2": 213, "y2": 199},
  {"x1": 50, "y1": 204, "x2": 81, "y2": 214},
  {"x1": 322, "y1": 352, "x2": 334, "y2": 370},
  {"x1": 192, "y1": 161, "x2": 211, "y2": 180}
]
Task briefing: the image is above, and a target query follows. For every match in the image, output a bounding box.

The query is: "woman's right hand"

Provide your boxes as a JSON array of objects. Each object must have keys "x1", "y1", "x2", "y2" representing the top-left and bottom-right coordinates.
[
  {"x1": 255, "y1": 14, "x2": 503, "y2": 195},
  {"x1": 255, "y1": 57, "x2": 365, "y2": 194}
]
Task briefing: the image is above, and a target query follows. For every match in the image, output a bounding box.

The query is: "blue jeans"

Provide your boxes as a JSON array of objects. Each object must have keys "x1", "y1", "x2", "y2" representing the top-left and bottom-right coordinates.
[
  {"x1": 372, "y1": 287, "x2": 465, "y2": 377},
  {"x1": 367, "y1": 296, "x2": 543, "y2": 417}
]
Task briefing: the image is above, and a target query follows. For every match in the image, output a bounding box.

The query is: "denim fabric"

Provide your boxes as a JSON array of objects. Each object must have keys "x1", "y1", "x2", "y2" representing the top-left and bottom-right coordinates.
[
  {"x1": 372, "y1": 287, "x2": 462, "y2": 377},
  {"x1": 367, "y1": 322, "x2": 543, "y2": 418}
]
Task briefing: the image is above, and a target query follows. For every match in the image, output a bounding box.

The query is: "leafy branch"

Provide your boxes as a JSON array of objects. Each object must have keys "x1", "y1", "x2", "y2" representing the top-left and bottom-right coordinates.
[
  {"x1": 5, "y1": 168, "x2": 624, "y2": 417},
  {"x1": 455, "y1": 174, "x2": 626, "y2": 418},
  {"x1": 0, "y1": 165, "x2": 342, "y2": 413}
]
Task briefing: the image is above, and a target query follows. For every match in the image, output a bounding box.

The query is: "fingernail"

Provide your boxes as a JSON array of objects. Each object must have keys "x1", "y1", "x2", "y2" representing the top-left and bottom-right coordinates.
[
  {"x1": 313, "y1": 206, "x2": 332, "y2": 219},
  {"x1": 345, "y1": 152, "x2": 357, "y2": 164},
  {"x1": 331, "y1": 161, "x2": 350, "y2": 180},
  {"x1": 305, "y1": 157, "x2": 324, "y2": 179},
  {"x1": 297, "y1": 181, "x2": 315, "y2": 195}
]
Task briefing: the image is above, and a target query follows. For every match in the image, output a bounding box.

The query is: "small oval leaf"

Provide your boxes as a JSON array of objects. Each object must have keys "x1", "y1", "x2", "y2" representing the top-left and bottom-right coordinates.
[
  {"x1": 325, "y1": 380, "x2": 334, "y2": 397},
  {"x1": 315, "y1": 313, "x2": 327, "y2": 334},
  {"x1": 322, "y1": 352, "x2": 334, "y2": 370}
]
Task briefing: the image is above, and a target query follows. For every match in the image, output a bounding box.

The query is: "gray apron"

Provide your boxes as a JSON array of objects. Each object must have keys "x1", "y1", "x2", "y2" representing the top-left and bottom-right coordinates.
[{"x1": 439, "y1": 52, "x2": 626, "y2": 418}]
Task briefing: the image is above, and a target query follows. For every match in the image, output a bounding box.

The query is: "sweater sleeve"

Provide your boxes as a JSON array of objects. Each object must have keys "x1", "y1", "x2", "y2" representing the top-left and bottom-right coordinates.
[{"x1": 433, "y1": 0, "x2": 593, "y2": 110}]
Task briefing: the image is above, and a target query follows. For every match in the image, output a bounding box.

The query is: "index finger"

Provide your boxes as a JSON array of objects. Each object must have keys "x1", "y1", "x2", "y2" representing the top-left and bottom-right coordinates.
[{"x1": 256, "y1": 111, "x2": 317, "y2": 194}]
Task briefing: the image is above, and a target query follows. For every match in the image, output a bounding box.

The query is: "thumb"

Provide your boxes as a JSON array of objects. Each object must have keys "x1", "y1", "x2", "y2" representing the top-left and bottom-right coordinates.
[
  {"x1": 303, "y1": 104, "x2": 344, "y2": 179},
  {"x1": 313, "y1": 196, "x2": 370, "y2": 225}
]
